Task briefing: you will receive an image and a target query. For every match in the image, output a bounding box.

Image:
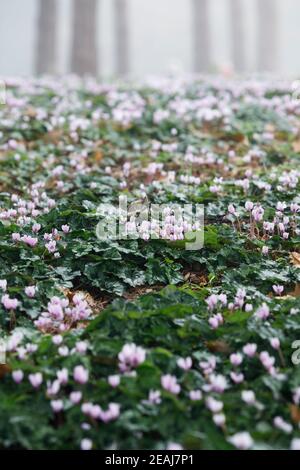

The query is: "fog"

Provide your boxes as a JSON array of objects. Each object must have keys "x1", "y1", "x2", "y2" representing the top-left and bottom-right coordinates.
[{"x1": 0, "y1": 0, "x2": 299, "y2": 78}]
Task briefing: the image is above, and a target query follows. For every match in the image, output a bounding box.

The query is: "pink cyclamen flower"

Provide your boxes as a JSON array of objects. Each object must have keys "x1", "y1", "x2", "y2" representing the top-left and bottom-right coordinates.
[
  {"x1": 99, "y1": 403, "x2": 120, "y2": 423},
  {"x1": 32, "y1": 223, "x2": 41, "y2": 233},
  {"x1": 199, "y1": 356, "x2": 217, "y2": 375},
  {"x1": 262, "y1": 246, "x2": 269, "y2": 255},
  {"x1": 75, "y1": 341, "x2": 88, "y2": 354},
  {"x1": 208, "y1": 374, "x2": 228, "y2": 393},
  {"x1": 228, "y1": 204, "x2": 236, "y2": 216},
  {"x1": 241, "y1": 390, "x2": 256, "y2": 405},
  {"x1": 47, "y1": 380, "x2": 60, "y2": 397},
  {"x1": 161, "y1": 374, "x2": 181, "y2": 395},
  {"x1": 209, "y1": 313, "x2": 224, "y2": 329},
  {"x1": 57, "y1": 368, "x2": 68, "y2": 385},
  {"x1": 12, "y1": 370, "x2": 24, "y2": 383},
  {"x1": 61, "y1": 224, "x2": 70, "y2": 233},
  {"x1": 206, "y1": 294, "x2": 218, "y2": 310},
  {"x1": 1, "y1": 294, "x2": 19, "y2": 310},
  {"x1": 230, "y1": 353, "x2": 243, "y2": 367},
  {"x1": 108, "y1": 375, "x2": 120, "y2": 388},
  {"x1": 51, "y1": 400, "x2": 64, "y2": 413},
  {"x1": 107, "y1": 403, "x2": 121, "y2": 420},
  {"x1": 25, "y1": 286, "x2": 36, "y2": 298},
  {"x1": 213, "y1": 413, "x2": 226, "y2": 427},
  {"x1": 255, "y1": 303, "x2": 270, "y2": 320},
  {"x1": 45, "y1": 240, "x2": 56, "y2": 253},
  {"x1": 21, "y1": 235, "x2": 38, "y2": 247},
  {"x1": 58, "y1": 346, "x2": 69, "y2": 356},
  {"x1": 208, "y1": 316, "x2": 219, "y2": 329},
  {"x1": 52, "y1": 334, "x2": 63, "y2": 345},
  {"x1": 245, "y1": 201, "x2": 254, "y2": 211},
  {"x1": 291, "y1": 438, "x2": 300, "y2": 450},
  {"x1": 291, "y1": 203, "x2": 300, "y2": 214},
  {"x1": 73, "y1": 365, "x2": 89, "y2": 384},
  {"x1": 146, "y1": 390, "x2": 161, "y2": 405},
  {"x1": 118, "y1": 343, "x2": 146, "y2": 371},
  {"x1": 89, "y1": 404, "x2": 102, "y2": 419},
  {"x1": 273, "y1": 285, "x2": 284, "y2": 296},
  {"x1": 243, "y1": 343, "x2": 257, "y2": 357},
  {"x1": 189, "y1": 390, "x2": 203, "y2": 401},
  {"x1": 12, "y1": 233, "x2": 21, "y2": 242},
  {"x1": 70, "y1": 391, "x2": 82, "y2": 404},
  {"x1": 81, "y1": 402, "x2": 93, "y2": 415},
  {"x1": 273, "y1": 416, "x2": 292, "y2": 434},
  {"x1": 81, "y1": 439, "x2": 92, "y2": 450},
  {"x1": 276, "y1": 202, "x2": 287, "y2": 212},
  {"x1": 270, "y1": 337, "x2": 280, "y2": 350},
  {"x1": 44, "y1": 233, "x2": 52, "y2": 241},
  {"x1": 218, "y1": 293, "x2": 227, "y2": 305},
  {"x1": 6, "y1": 332, "x2": 23, "y2": 351},
  {"x1": 8, "y1": 139, "x2": 18, "y2": 149},
  {"x1": 228, "y1": 432, "x2": 253, "y2": 450},
  {"x1": 252, "y1": 206, "x2": 264, "y2": 222},
  {"x1": 166, "y1": 443, "x2": 183, "y2": 451},
  {"x1": 293, "y1": 387, "x2": 300, "y2": 405},
  {"x1": 230, "y1": 372, "x2": 244, "y2": 384},
  {"x1": 29, "y1": 372, "x2": 43, "y2": 388},
  {"x1": 259, "y1": 351, "x2": 275, "y2": 371},
  {"x1": 206, "y1": 396, "x2": 223, "y2": 413},
  {"x1": 177, "y1": 357, "x2": 192, "y2": 370}
]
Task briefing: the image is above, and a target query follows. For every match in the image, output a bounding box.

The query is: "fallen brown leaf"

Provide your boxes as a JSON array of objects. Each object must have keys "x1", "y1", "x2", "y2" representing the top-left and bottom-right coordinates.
[
  {"x1": 25, "y1": 106, "x2": 37, "y2": 118},
  {"x1": 290, "y1": 252, "x2": 300, "y2": 267},
  {"x1": 183, "y1": 271, "x2": 208, "y2": 285},
  {"x1": 60, "y1": 288, "x2": 108, "y2": 312},
  {"x1": 287, "y1": 284, "x2": 300, "y2": 298},
  {"x1": 292, "y1": 141, "x2": 300, "y2": 153},
  {"x1": 206, "y1": 340, "x2": 231, "y2": 354},
  {"x1": 0, "y1": 364, "x2": 11, "y2": 379},
  {"x1": 278, "y1": 283, "x2": 300, "y2": 299},
  {"x1": 290, "y1": 404, "x2": 300, "y2": 424},
  {"x1": 43, "y1": 130, "x2": 63, "y2": 144},
  {"x1": 93, "y1": 149, "x2": 103, "y2": 163},
  {"x1": 265, "y1": 124, "x2": 276, "y2": 133}
]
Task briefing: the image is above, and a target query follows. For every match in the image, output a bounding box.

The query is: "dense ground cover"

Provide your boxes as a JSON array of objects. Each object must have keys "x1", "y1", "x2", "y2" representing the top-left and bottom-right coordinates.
[{"x1": 1, "y1": 76, "x2": 300, "y2": 450}]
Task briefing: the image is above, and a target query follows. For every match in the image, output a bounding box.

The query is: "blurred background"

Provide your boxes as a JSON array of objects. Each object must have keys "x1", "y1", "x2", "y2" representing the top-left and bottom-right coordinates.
[{"x1": 0, "y1": 0, "x2": 299, "y2": 78}]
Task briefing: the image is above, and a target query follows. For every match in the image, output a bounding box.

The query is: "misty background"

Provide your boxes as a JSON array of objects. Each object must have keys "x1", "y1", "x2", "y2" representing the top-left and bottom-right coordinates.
[{"x1": 0, "y1": 0, "x2": 299, "y2": 78}]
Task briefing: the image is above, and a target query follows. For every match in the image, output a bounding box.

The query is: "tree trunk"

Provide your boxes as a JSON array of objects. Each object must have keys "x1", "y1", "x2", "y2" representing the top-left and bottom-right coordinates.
[
  {"x1": 257, "y1": 0, "x2": 278, "y2": 72},
  {"x1": 192, "y1": 0, "x2": 211, "y2": 73},
  {"x1": 71, "y1": 0, "x2": 98, "y2": 76},
  {"x1": 114, "y1": 0, "x2": 129, "y2": 76},
  {"x1": 35, "y1": 0, "x2": 58, "y2": 75},
  {"x1": 230, "y1": 0, "x2": 245, "y2": 73}
]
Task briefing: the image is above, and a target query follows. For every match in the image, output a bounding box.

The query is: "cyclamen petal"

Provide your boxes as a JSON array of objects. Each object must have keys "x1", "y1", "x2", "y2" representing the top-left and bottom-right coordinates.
[
  {"x1": 118, "y1": 343, "x2": 146, "y2": 370},
  {"x1": 1, "y1": 294, "x2": 19, "y2": 310},
  {"x1": 29, "y1": 372, "x2": 43, "y2": 388},
  {"x1": 21, "y1": 235, "x2": 38, "y2": 247},
  {"x1": 73, "y1": 365, "x2": 89, "y2": 384},
  {"x1": 25, "y1": 286, "x2": 36, "y2": 298},
  {"x1": 161, "y1": 374, "x2": 181, "y2": 395},
  {"x1": 0, "y1": 279, "x2": 7, "y2": 291},
  {"x1": 12, "y1": 370, "x2": 24, "y2": 383},
  {"x1": 228, "y1": 432, "x2": 253, "y2": 450}
]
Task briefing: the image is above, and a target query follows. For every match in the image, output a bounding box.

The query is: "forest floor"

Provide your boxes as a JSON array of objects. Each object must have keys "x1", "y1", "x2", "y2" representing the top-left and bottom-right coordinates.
[{"x1": 1, "y1": 76, "x2": 300, "y2": 450}]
